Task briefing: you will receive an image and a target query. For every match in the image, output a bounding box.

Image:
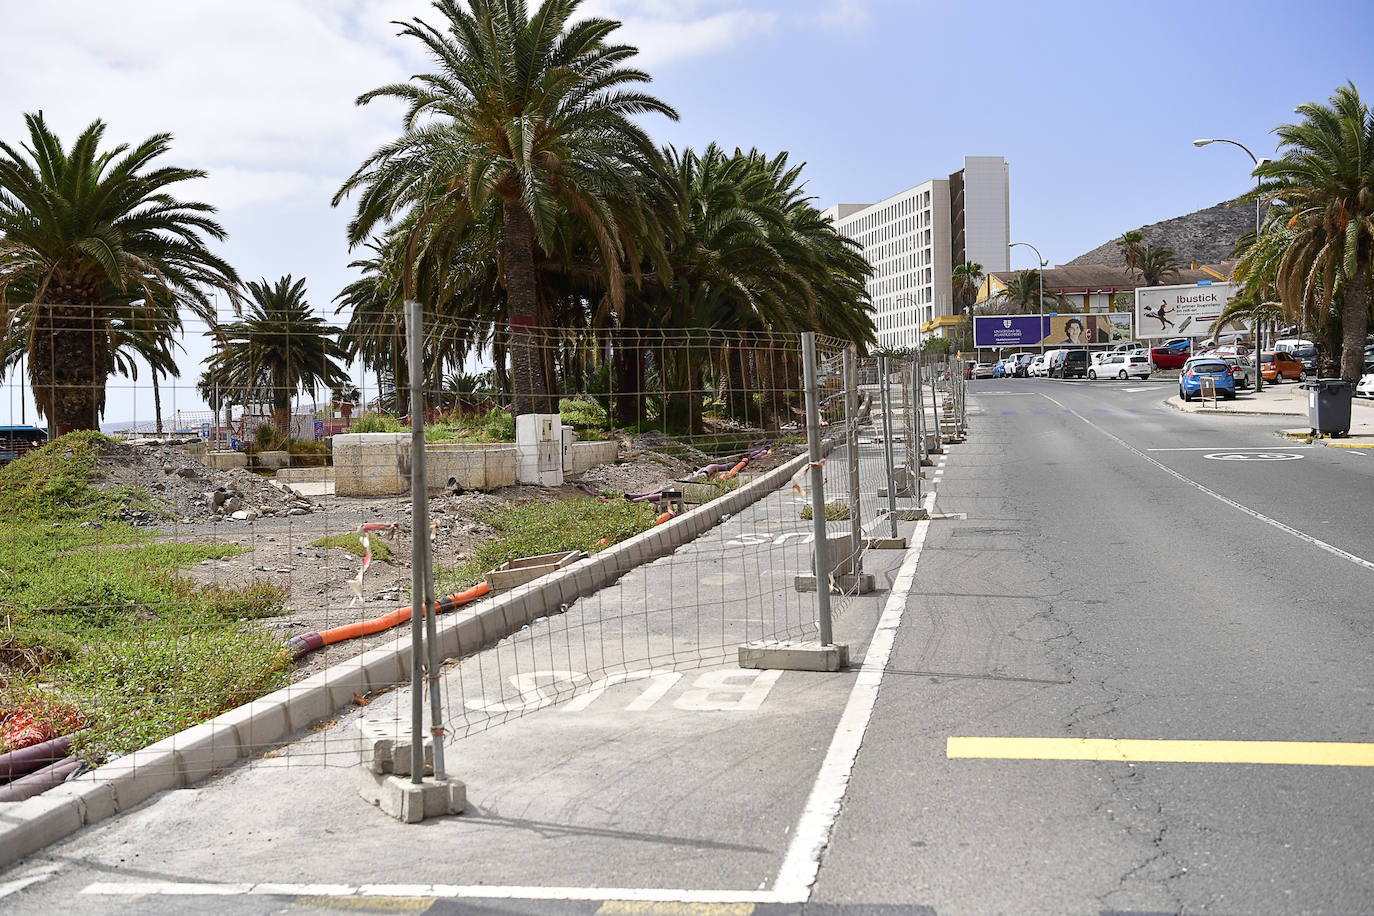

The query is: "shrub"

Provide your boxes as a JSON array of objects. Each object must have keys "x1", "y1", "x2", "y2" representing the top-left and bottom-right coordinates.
[{"x1": 346, "y1": 412, "x2": 406, "y2": 434}]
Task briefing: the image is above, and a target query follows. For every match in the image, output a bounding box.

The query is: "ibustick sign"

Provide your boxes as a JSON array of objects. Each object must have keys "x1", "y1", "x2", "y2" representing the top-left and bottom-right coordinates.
[{"x1": 1134, "y1": 282, "x2": 1246, "y2": 339}]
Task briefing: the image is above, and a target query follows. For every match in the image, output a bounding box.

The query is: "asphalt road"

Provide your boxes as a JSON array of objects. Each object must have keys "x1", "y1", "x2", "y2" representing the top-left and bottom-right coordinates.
[
  {"x1": 814, "y1": 377, "x2": 1374, "y2": 914},
  {"x1": 4, "y1": 377, "x2": 1371, "y2": 915}
]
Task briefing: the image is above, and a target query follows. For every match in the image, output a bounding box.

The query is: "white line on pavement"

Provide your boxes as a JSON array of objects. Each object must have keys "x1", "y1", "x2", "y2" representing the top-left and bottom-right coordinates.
[
  {"x1": 79, "y1": 882, "x2": 787, "y2": 903},
  {"x1": 1043, "y1": 393, "x2": 1374, "y2": 573},
  {"x1": 773, "y1": 488, "x2": 940, "y2": 899},
  {"x1": 0, "y1": 865, "x2": 62, "y2": 899},
  {"x1": 1147, "y1": 446, "x2": 1314, "y2": 451}
]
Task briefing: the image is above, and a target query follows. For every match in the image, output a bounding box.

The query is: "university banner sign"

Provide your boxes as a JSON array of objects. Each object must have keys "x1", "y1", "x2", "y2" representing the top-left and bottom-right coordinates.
[
  {"x1": 1134, "y1": 282, "x2": 1247, "y2": 339},
  {"x1": 974, "y1": 313, "x2": 1133, "y2": 348}
]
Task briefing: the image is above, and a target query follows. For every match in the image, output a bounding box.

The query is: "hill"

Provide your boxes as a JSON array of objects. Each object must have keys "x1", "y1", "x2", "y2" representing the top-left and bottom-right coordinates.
[{"x1": 1068, "y1": 199, "x2": 1255, "y2": 267}]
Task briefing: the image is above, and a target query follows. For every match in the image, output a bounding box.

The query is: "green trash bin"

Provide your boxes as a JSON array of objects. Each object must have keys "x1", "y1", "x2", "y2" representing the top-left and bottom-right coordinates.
[{"x1": 1305, "y1": 378, "x2": 1354, "y2": 436}]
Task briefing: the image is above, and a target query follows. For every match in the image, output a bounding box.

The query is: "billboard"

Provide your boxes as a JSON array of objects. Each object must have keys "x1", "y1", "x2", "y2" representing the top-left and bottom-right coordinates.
[
  {"x1": 1134, "y1": 282, "x2": 1247, "y2": 339},
  {"x1": 973, "y1": 313, "x2": 1133, "y2": 348}
]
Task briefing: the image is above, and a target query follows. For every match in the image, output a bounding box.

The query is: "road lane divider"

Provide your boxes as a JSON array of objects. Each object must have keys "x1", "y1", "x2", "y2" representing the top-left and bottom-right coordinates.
[{"x1": 948, "y1": 737, "x2": 1374, "y2": 766}]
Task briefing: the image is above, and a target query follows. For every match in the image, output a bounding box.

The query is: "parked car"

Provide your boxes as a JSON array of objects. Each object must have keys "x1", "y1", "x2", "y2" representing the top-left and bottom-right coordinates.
[
  {"x1": 1281, "y1": 345, "x2": 1318, "y2": 372},
  {"x1": 1041, "y1": 348, "x2": 1067, "y2": 377},
  {"x1": 1179, "y1": 358, "x2": 1237, "y2": 401},
  {"x1": 1015, "y1": 353, "x2": 1036, "y2": 376},
  {"x1": 1150, "y1": 340, "x2": 1192, "y2": 369},
  {"x1": 1055, "y1": 349, "x2": 1089, "y2": 379},
  {"x1": 1221, "y1": 355, "x2": 1255, "y2": 389},
  {"x1": 1028, "y1": 354, "x2": 1049, "y2": 377},
  {"x1": 972, "y1": 362, "x2": 996, "y2": 379},
  {"x1": 1258, "y1": 350, "x2": 1307, "y2": 382},
  {"x1": 1089, "y1": 352, "x2": 1152, "y2": 380},
  {"x1": 0, "y1": 425, "x2": 48, "y2": 467},
  {"x1": 1357, "y1": 360, "x2": 1374, "y2": 398}
]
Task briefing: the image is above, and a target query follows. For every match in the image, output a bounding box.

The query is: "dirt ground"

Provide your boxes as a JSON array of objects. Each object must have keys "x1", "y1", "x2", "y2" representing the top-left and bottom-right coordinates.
[{"x1": 92, "y1": 434, "x2": 801, "y2": 681}]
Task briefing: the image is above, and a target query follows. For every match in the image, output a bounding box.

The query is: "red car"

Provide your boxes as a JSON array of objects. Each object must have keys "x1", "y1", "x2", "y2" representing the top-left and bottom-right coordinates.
[{"x1": 1150, "y1": 341, "x2": 1191, "y2": 369}]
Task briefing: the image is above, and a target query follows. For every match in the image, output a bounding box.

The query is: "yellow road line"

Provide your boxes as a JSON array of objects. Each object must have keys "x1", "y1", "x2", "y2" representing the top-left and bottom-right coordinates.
[
  {"x1": 596, "y1": 904, "x2": 754, "y2": 915},
  {"x1": 947, "y1": 737, "x2": 1374, "y2": 766}
]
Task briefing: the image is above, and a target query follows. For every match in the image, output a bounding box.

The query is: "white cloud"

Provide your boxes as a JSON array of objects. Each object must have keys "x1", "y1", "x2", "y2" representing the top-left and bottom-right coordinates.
[{"x1": 814, "y1": 0, "x2": 871, "y2": 30}]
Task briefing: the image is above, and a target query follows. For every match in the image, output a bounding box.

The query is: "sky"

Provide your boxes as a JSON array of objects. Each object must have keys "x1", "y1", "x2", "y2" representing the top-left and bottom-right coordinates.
[{"x1": 3, "y1": 0, "x2": 1372, "y2": 428}]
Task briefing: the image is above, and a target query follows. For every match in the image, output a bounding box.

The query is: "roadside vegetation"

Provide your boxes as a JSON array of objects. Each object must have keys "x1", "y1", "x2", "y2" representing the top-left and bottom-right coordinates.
[
  {"x1": 0, "y1": 433, "x2": 290, "y2": 760},
  {"x1": 441, "y1": 497, "x2": 659, "y2": 591}
]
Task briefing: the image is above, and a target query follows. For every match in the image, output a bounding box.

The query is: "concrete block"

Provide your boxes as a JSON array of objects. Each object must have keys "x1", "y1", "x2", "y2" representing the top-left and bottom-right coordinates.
[
  {"x1": 282, "y1": 681, "x2": 333, "y2": 732},
  {"x1": 46, "y1": 777, "x2": 118, "y2": 825},
  {"x1": 357, "y1": 716, "x2": 433, "y2": 776},
  {"x1": 92, "y1": 749, "x2": 182, "y2": 807},
  {"x1": 320, "y1": 663, "x2": 373, "y2": 711},
  {"x1": 738, "y1": 640, "x2": 850, "y2": 672},
  {"x1": 206, "y1": 450, "x2": 248, "y2": 470},
  {"x1": 355, "y1": 645, "x2": 406, "y2": 694},
  {"x1": 167, "y1": 719, "x2": 244, "y2": 784},
  {"x1": 257, "y1": 450, "x2": 290, "y2": 471},
  {"x1": 794, "y1": 572, "x2": 876, "y2": 594},
  {"x1": 0, "y1": 794, "x2": 84, "y2": 867},
  {"x1": 865, "y1": 536, "x2": 907, "y2": 549},
  {"x1": 215, "y1": 700, "x2": 290, "y2": 757},
  {"x1": 359, "y1": 771, "x2": 465, "y2": 823}
]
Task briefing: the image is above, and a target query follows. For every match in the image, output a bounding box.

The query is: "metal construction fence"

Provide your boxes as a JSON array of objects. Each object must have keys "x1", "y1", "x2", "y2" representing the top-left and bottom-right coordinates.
[{"x1": 0, "y1": 309, "x2": 968, "y2": 813}]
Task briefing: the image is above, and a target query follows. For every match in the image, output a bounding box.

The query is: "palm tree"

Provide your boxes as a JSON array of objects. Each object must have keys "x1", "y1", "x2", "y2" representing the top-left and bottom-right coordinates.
[
  {"x1": 1116, "y1": 231, "x2": 1145, "y2": 279},
  {"x1": 0, "y1": 113, "x2": 239, "y2": 433},
  {"x1": 951, "y1": 261, "x2": 984, "y2": 315},
  {"x1": 208, "y1": 276, "x2": 348, "y2": 435},
  {"x1": 1137, "y1": 245, "x2": 1181, "y2": 287},
  {"x1": 335, "y1": 0, "x2": 678, "y2": 416},
  {"x1": 992, "y1": 269, "x2": 1067, "y2": 314},
  {"x1": 1253, "y1": 82, "x2": 1374, "y2": 380}
]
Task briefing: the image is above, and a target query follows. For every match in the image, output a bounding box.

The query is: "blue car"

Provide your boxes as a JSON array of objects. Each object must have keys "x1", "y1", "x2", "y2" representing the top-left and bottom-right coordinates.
[
  {"x1": 993, "y1": 360, "x2": 1006, "y2": 378},
  {"x1": 1178, "y1": 358, "x2": 1236, "y2": 401}
]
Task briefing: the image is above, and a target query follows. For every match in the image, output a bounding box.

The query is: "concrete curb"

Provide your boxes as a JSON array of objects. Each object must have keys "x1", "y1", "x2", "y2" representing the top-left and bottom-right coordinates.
[{"x1": 0, "y1": 442, "x2": 827, "y2": 869}]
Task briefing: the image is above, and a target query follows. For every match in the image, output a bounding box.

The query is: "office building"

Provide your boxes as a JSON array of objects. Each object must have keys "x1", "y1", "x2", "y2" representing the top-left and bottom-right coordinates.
[{"x1": 823, "y1": 156, "x2": 1010, "y2": 349}]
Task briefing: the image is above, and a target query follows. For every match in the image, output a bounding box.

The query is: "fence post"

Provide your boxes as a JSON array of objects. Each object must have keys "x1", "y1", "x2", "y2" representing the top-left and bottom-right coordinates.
[
  {"x1": 929, "y1": 356, "x2": 942, "y2": 450},
  {"x1": 844, "y1": 347, "x2": 863, "y2": 575},
  {"x1": 802, "y1": 332, "x2": 834, "y2": 647},
  {"x1": 914, "y1": 354, "x2": 928, "y2": 468},
  {"x1": 878, "y1": 357, "x2": 899, "y2": 538}
]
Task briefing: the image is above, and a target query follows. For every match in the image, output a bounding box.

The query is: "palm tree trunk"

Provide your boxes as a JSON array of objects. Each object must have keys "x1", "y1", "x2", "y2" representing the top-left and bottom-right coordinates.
[
  {"x1": 1340, "y1": 265, "x2": 1370, "y2": 381},
  {"x1": 503, "y1": 196, "x2": 551, "y2": 415},
  {"x1": 30, "y1": 299, "x2": 107, "y2": 435},
  {"x1": 152, "y1": 370, "x2": 164, "y2": 435}
]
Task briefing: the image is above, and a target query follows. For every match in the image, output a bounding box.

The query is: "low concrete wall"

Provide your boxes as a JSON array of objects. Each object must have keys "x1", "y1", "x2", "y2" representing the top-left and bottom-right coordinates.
[
  {"x1": 566, "y1": 440, "x2": 618, "y2": 474},
  {"x1": 275, "y1": 467, "x2": 335, "y2": 483},
  {"x1": 333, "y1": 434, "x2": 621, "y2": 496}
]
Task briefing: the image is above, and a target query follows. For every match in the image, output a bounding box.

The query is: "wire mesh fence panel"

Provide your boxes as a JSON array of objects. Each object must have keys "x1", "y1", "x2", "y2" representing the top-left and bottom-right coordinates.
[{"x1": 1, "y1": 308, "x2": 870, "y2": 792}]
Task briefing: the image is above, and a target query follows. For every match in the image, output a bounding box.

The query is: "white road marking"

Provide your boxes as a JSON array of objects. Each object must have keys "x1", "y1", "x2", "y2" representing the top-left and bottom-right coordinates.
[
  {"x1": 773, "y1": 489, "x2": 939, "y2": 899},
  {"x1": 1042, "y1": 393, "x2": 1374, "y2": 573},
  {"x1": 1122, "y1": 386, "x2": 1164, "y2": 392},
  {"x1": 79, "y1": 882, "x2": 786, "y2": 903},
  {"x1": 1205, "y1": 452, "x2": 1304, "y2": 461},
  {"x1": 0, "y1": 865, "x2": 62, "y2": 899},
  {"x1": 1147, "y1": 446, "x2": 1314, "y2": 451}
]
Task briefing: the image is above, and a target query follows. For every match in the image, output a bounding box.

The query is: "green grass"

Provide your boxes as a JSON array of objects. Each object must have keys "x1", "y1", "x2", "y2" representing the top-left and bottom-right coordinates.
[
  {"x1": 345, "y1": 412, "x2": 406, "y2": 434},
  {"x1": 424, "y1": 408, "x2": 515, "y2": 443},
  {"x1": 311, "y1": 532, "x2": 393, "y2": 562},
  {"x1": 0, "y1": 432, "x2": 291, "y2": 762},
  {"x1": 440, "y1": 496, "x2": 657, "y2": 590},
  {"x1": 800, "y1": 502, "x2": 852, "y2": 521}
]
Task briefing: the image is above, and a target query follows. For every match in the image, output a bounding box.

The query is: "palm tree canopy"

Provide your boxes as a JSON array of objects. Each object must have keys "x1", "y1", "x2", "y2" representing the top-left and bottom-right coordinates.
[
  {"x1": 1252, "y1": 82, "x2": 1374, "y2": 379},
  {"x1": 207, "y1": 276, "x2": 349, "y2": 424},
  {"x1": 0, "y1": 112, "x2": 240, "y2": 430},
  {"x1": 991, "y1": 269, "x2": 1067, "y2": 314}
]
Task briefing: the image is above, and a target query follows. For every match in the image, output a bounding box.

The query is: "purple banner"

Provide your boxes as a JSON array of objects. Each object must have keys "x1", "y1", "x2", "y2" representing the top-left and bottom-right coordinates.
[{"x1": 974, "y1": 315, "x2": 1053, "y2": 348}]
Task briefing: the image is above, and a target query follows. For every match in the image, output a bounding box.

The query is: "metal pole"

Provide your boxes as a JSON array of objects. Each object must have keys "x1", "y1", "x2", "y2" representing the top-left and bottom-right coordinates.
[
  {"x1": 879, "y1": 358, "x2": 900, "y2": 538},
  {"x1": 404, "y1": 299, "x2": 430, "y2": 785},
  {"x1": 844, "y1": 348, "x2": 862, "y2": 576},
  {"x1": 913, "y1": 355, "x2": 927, "y2": 491},
  {"x1": 801, "y1": 333, "x2": 834, "y2": 646}
]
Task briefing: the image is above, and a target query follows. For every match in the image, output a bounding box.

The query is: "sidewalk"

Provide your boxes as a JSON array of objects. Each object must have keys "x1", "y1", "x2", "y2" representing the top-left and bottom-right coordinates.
[{"x1": 1165, "y1": 379, "x2": 1374, "y2": 447}]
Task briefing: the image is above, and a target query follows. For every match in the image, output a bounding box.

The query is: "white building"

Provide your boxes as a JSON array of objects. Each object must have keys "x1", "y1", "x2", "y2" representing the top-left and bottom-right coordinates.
[{"x1": 823, "y1": 156, "x2": 1010, "y2": 349}]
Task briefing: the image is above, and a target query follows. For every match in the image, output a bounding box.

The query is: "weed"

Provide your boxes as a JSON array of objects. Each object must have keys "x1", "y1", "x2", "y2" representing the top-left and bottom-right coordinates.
[
  {"x1": 439, "y1": 496, "x2": 656, "y2": 589},
  {"x1": 311, "y1": 533, "x2": 392, "y2": 562},
  {"x1": 346, "y1": 412, "x2": 406, "y2": 434},
  {"x1": 800, "y1": 502, "x2": 851, "y2": 521}
]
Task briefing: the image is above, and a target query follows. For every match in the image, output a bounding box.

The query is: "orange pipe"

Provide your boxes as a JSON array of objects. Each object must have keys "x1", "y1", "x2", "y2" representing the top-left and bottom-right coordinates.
[
  {"x1": 720, "y1": 458, "x2": 749, "y2": 479},
  {"x1": 312, "y1": 581, "x2": 491, "y2": 648},
  {"x1": 653, "y1": 510, "x2": 675, "y2": 525}
]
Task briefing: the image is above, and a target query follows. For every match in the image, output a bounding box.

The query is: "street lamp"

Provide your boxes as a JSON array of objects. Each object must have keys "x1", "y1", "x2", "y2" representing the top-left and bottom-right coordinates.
[
  {"x1": 1194, "y1": 137, "x2": 1273, "y2": 390},
  {"x1": 1009, "y1": 241, "x2": 1048, "y2": 353}
]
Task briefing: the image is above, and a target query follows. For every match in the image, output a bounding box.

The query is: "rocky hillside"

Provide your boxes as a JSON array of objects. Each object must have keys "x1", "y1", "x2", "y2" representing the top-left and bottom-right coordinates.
[{"x1": 1068, "y1": 199, "x2": 1256, "y2": 267}]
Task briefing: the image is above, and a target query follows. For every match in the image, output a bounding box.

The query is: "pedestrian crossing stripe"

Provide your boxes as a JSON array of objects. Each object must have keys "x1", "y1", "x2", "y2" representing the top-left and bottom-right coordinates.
[{"x1": 948, "y1": 737, "x2": 1374, "y2": 766}]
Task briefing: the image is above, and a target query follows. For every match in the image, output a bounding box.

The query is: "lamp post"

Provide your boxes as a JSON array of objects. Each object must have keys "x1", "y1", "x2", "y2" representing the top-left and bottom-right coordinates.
[
  {"x1": 1009, "y1": 241, "x2": 1048, "y2": 353},
  {"x1": 1193, "y1": 137, "x2": 1272, "y2": 391}
]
